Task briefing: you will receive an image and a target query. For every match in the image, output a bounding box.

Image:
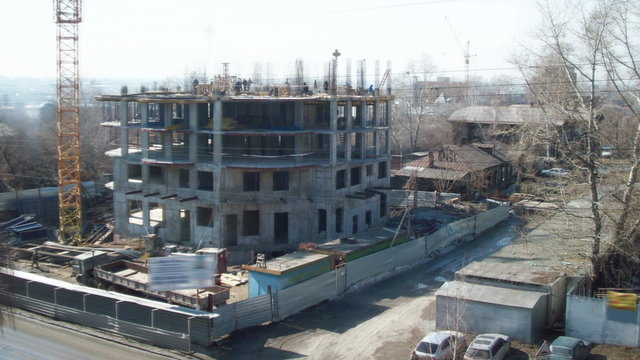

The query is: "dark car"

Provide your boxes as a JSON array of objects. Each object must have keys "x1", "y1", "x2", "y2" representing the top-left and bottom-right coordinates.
[{"x1": 549, "y1": 336, "x2": 593, "y2": 360}]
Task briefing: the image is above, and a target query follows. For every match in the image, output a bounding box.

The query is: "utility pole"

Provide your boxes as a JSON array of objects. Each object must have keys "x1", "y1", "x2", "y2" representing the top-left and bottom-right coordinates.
[{"x1": 55, "y1": 0, "x2": 83, "y2": 245}]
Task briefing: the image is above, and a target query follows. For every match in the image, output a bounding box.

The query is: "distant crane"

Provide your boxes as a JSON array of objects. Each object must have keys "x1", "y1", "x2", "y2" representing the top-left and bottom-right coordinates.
[
  {"x1": 445, "y1": 16, "x2": 476, "y2": 103},
  {"x1": 54, "y1": 0, "x2": 83, "y2": 245}
]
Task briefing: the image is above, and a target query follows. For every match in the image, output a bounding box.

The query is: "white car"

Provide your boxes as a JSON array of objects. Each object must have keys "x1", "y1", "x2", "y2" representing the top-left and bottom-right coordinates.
[
  {"x1": 410, "y1": 330, "x2": 467, "y2": 360},
  {"x1": 463, "y1": 333, "x2": 511, "y2": 360},
  {"x1": 541, "y1": 168, "x2": 570, "y2": 177}
]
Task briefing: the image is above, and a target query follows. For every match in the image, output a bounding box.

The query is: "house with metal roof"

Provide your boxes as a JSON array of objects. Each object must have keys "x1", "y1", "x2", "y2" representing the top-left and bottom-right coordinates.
[
  {"x1": 392, "y1": 143, "x2": 514, "y2": 198},
  {"x1": 448, "y1": 105, "x2": 565, "y2": 145}
]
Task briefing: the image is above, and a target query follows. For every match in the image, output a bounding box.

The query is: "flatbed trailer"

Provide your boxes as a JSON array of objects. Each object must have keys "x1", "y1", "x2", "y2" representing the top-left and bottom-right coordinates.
[{"x1": 94, "y1": 260, "x2": 229, "y2": 311}]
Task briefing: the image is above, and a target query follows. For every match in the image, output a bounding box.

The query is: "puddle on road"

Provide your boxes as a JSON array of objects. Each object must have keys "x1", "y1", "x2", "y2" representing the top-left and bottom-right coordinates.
[
  {"x1": 497, "y1": 236, "x2": 513, "y2": 247},
  {"x1": 416, "y1": 283, "x2": 428, "y2": 289},
  {"x1": 434, "y1": 276, "x2": 447, "y2": 283}
]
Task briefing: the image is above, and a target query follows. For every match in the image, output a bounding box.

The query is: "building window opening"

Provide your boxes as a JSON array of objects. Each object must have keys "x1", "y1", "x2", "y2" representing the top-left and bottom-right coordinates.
[
  {"x1": 336, "y1": 169, "x2": 346, "y2": 189},
  {"x1": 197, "y1": 207, "x2": 214, "y2": 227},
  {"x1": 128, "y1": 200, "x2": 142, "y2": 225},
  {"x1": 378, "y1": 161, "x2": 387, "y2": 178},
  {"x1": 243, "y1": 210, "x2": 260, "y2": 236},
  {"x1": 351, "y1": 166, "x2": 361, "y2": 186},
  {"x1": 198, "y1": 171, "x2": 213, "y2": 191},
  {"x1": 243, "y1": 172, "x2": 260, "y2": 192},
  {"x1": 380, "y1": 194, "x2": 387, "y2": 217},
  {"x1": 149, "y1": 165, "x2": 165, "y2": 185},
  {"x1": 128, "y1": 164, "x2": 142, "y2": 183},
  {"x1": 274, "y1": 212, "x2": 289, "y2": 244},
  {"x1": 179, "y1": 169, "x2": 190, "y2": 188},
  {"x1": 318, "y1": 209, "x2": 327, "y2": 234},
  {"x1": 352, "y1": 215, "x2": 359, "y2": 234},
  {"x1": 365, "y1": 210, "x2": 372, "y2": 228},
  {"x1": 273, "y1": 171, "x2": 289, "y2": 191},
  {"x1": 335, "y1": 207, "x2": 343, "y2": 233},
  {"x1": 149, "y1": 202, "x2": 163, "y2": 227}
]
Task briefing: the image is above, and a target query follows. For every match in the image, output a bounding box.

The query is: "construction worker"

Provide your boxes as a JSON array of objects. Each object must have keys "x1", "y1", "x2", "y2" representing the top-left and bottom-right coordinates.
[{"x1": 31, "y1": 249, "x2": 40, "y2": 270}]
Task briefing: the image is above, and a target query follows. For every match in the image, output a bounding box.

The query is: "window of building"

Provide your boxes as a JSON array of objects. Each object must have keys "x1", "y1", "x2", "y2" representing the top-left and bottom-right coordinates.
[
  {"x1": 273, "y1": 171, "x2": 289, "y2": 191},
  {"x1": 379, "y1": 194, "x2": 387, "y2": 217},
  {"x1": 318, "y1": 209, "x2": 327, "y2": 234},
  {"x1": 149, "y1": 202, "x2": 163, "y2": 227},
  {"x1": 335, "y1": 207, "x2": 343, "y2": 233},
  {"x1": 149, "y1": 166, "x2": 165, "y2": 185},
  {"x1": 351, "y1": 166, "x2": 361, "y2": 186},
  {"x1": 179, "y1": 169, "x2": 190, "y2": 188},
  {"x1": 378, "y1": 161, "x2": 387, "y2": 178},
  {"x1": 366, "y1": 164, "x2": 373, "y2": 177},
  {"x1": 243, "y1": 210, "x2": 260, "y2": 236},
  {"x1": 243, "y1": 172, "x2": 260, "y2": 192},
  {"x1": 127, "y1": 200, "x2": 142, "y2": 225},
  {"x1": 128, "y1": 164, "x2": 142, "y2": 182},
  {"x1": 225, "y1": 215, "x2": 238, "y2": 246},
  {"x1": 197, "y1": 207, "x2": 214, "y2": 227},
  {"x1": 336, "y1": 169, "x2": 346, "y2": 189},
  {"x1": 365, "y1": 210, "x2": 372, "y2": 228},
  {"x1": 352, "y1": 215, "x2": 359, "y2": 234},
  {"x1": 274, "y1": 212, "x2": 288, "y2": 244},
  {"x1": 197, "y1": 171, "x2": 213, "y2": 191}
]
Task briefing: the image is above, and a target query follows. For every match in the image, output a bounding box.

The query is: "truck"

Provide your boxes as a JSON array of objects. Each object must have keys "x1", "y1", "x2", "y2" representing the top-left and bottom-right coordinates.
[{"x1": 72, "y1": 251, "x2": 229, "y2": 311}]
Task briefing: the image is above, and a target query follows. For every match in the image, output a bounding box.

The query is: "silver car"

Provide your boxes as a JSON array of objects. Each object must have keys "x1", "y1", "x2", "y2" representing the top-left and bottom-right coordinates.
[
  {"x1": 463, "y1": 333, "x2": 511, "y2": 360},
  {"x1": 410, "y1": 331, "x2": 467, "y2": 360}
]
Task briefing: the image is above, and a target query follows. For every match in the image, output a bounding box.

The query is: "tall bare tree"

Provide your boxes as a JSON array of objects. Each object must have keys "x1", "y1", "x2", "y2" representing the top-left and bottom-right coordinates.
[
  {"x1": 392, "y1": 57, "x2": 455, "y2": 154},
  {"x1": 515, "y1": 0, "x2": 640, "y2": 287}
]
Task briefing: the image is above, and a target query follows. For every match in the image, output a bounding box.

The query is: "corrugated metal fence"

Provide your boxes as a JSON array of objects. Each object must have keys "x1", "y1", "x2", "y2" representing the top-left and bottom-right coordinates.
[
  {"x1": 4, "y1": 205, "x2": 510, "y2": 348},
  {"x1": 0, "y1": 271, "x2": 213, "y2": 351}
]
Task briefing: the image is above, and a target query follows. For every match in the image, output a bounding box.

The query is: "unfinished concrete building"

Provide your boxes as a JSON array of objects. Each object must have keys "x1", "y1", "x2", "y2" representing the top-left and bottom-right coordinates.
[{"x1": 97, "y1": 82, "x2": 393, "y2": 263}]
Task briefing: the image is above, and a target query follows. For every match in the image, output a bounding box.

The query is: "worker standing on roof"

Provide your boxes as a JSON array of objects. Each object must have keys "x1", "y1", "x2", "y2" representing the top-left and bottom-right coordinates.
[
  {"x1": 31, "y1": 249, "x2": 41, "y2": 270},
  {"x1": 367, "y1": 84, "x2": 374, "y2": 95}
]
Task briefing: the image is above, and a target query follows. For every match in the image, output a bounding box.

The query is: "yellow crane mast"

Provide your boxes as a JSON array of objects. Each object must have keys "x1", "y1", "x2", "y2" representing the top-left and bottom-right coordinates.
[{"x1": 54, "y1": 0, "x2": 82, "y2": 245}]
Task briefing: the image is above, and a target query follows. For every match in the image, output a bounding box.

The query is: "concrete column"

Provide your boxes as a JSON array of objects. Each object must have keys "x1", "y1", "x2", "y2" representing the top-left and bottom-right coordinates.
[
  {"x1": 294, "y1": 102, "x2": 304, "y2": 155},
  {"x1": 330, "y1": 101, "x2": 338, "y2": 164},
  {"x1": 140, "y1": 103, "x2": 149, "y2": 127},
  {"x1": 385, "y1": 100, "x2": 392, "y2": 127},
  {"x1": 346, "y1": 133, "x2": 352, "y2": 161},
  {"x1": 142, "y1": 165, "x2": 150, "y2": 192},
  {"x1": 330, "y1": 101, "x2": 337, "y2": 131},
  {"x1": 189, "y1": 104, "x2": 198, "y2": 163},
  {"x1": 164, "y1": 132, "x2": 172, "y2": 160},
  {"x1": 142, "y1": 200, "x2": 150, "y2": 228},
  {"x1": 346, "y1": 100, "x2": 353, "y2": 130},
  {"x1": 375, "y1": 130, "x2": 381, "y2": 157},
  {"x1": 213, "y1": 101, "x2": 223, "y2": 165},
  {"x1": 119, "y1": 101, "x2": 128, "y2": 158},
  {"x1": 360, "y1": 101, "x2": 368, "y2": 127},
  {"x1": 373, "y1": 100, "x2": 381, "y2": 126},
  {"x1": 161, "y1": 103, "x2": 172, "y2": 127}
]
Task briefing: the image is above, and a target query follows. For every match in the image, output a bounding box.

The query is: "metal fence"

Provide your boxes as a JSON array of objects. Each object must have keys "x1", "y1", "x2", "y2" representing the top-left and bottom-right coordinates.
[
  {"x1": 0, "y1": 271, "x2": 214, "y2": 351},
  {"x1": 4, "y1": 204, "x2": 511, "y2": 348}
]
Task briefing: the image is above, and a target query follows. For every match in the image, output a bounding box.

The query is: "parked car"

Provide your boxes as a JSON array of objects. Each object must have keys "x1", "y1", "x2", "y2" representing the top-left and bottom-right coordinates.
[
  {"x1": 601, "y1": 146, "x2": 613, "y2": 158},
  {"x1": 541, "y1": 168, "x2": 570, "y2": 177},
  {"x1": 410, "y1": 331, "x2": 467, "y2": 360},
  {"x1": 550, "y1": 336, "x2": 593, "y2": 360},
  {"x1": 463, "y1": 333, "x2": 511, "y2": 360}
]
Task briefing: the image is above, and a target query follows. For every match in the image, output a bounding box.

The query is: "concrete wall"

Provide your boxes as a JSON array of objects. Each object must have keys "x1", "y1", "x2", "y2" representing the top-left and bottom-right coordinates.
[
  {"x1": 566, "y1": 294, "x2": 640, "y2": 346},
  {"x1": 435, "y1": 295, "x2": 547, "y2": 343}
]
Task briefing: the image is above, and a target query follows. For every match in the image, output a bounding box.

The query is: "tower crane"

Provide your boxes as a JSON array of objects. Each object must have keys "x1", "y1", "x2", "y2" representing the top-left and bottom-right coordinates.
[
  {"x1": 54, "y1": 0, "x2": 83, "y2": 245},
  {"x1": 445, "y1": 16, "x2": 476, "y2": 103}
]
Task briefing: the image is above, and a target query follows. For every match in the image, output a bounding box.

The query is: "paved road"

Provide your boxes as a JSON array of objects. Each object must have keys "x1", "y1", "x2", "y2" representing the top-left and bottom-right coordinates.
[
  {"x1": 0, "y1": 313, "x2": 180, "y2": 360},
  {"x1": 202, "y1": 216, "x2": 521, "y2": 360}
]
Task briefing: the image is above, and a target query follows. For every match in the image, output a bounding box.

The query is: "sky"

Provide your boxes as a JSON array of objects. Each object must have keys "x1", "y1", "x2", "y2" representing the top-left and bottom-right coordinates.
[{"x1": 0, "y1": 0, "x2": 542, "y2": 83}]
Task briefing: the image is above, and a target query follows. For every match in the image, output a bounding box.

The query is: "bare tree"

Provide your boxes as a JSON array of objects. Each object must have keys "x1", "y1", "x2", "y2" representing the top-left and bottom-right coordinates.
[
  {"x1": 515, "y1": 0, "x2": 640, "y2": 287},
  {"x1": 392, "y1": 57, "x2": 455, "y2": 154}
]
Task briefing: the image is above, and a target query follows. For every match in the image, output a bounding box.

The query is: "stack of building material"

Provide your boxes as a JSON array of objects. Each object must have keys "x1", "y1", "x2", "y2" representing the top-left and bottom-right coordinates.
[{"x1": 220, "y1": 272, "x2": 248, "y2": 287}]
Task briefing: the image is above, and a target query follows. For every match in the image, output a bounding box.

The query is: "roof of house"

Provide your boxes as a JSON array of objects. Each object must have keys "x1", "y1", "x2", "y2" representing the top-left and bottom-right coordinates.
[
  {"x1": 435, "y1": 280, "x2": 547, "y2": 309},
  {"x1": 448, "y1": 105, "x2": 565, "y2": 126},
  {"x1": 243, "y1": 251, "x2": 330, "y2": 275},
  {"x1": 396, "y1": 144, "x2": 511, "y2": 181}
]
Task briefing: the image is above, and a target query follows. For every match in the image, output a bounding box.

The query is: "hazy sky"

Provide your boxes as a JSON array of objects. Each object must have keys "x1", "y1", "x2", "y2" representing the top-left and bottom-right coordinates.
[{"x1": 1, "y1": 0, "x2": 541, "y2": 82}]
